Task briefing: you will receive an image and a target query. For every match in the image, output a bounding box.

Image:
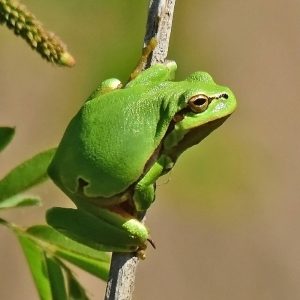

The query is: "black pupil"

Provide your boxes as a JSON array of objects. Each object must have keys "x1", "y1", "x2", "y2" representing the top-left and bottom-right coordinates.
[{"x1": 193, "y1": 97, "x2": 207, "y2": 106}]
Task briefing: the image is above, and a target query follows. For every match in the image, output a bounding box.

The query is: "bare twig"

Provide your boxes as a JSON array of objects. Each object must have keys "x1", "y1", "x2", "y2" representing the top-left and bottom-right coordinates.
[
  {"x1": 144, "y1": 0, "x2": 176, "y2": 65},
  {"x1": 105, "y1": 253, "x2": 139, "y2": 300},
  {"x1": 104, "y1": 1, "x2": 176, "y2": 299}
]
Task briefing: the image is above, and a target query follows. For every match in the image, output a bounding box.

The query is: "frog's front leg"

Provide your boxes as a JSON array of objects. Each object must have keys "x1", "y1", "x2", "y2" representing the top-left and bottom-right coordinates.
[{"x1": 133, "y1": 155, "x2": 174, "y2": 211}]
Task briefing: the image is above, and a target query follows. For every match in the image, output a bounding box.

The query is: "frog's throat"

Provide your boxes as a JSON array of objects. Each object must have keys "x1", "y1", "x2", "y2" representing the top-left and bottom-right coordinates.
[{"x1": 165, "y1": 115, "x2": 231, "y2": 162}]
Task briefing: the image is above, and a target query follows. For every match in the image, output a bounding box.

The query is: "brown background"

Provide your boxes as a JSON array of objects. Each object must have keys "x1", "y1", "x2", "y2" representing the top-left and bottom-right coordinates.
[{"x1": 0, "y1": 0, "x2": 299, "y2": 299}]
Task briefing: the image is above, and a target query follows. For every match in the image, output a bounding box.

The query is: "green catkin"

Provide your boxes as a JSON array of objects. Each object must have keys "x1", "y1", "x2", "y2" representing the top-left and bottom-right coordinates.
[{"x1": 0, "y1": 0, "x2": 75, "y2": 66}]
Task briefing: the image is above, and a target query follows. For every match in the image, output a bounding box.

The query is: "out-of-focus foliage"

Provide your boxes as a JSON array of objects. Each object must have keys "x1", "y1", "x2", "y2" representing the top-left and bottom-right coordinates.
[
  {"x1": 0, "y1": 148, "x2": 55, "y2": 204},
  {"x1": 0, "y1": 130, "x2": 110, "y2": 299},
  {"x1": 0, "y1": 127, "x2": 15, "y2": 152}
]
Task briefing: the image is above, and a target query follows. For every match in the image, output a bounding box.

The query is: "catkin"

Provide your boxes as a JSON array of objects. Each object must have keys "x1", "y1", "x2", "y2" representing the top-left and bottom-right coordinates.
[{"x1": 0, "y1": 0, "x2": 75, "y2": 66}]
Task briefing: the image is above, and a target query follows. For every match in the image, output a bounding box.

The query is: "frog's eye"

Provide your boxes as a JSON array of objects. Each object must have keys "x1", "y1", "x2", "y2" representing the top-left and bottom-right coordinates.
[{"x1": 188, "y1": 94, "x2": 209, "y2": 113}]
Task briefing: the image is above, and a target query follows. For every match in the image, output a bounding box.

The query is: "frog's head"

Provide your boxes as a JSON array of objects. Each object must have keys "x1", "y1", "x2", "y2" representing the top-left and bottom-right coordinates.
[{"x1": 163, "y1": 71, "x2": 237, "y2": 160}]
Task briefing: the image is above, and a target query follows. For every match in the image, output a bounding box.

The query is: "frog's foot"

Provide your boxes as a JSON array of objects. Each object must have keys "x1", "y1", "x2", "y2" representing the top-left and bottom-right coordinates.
[
  {"x1": 137, "y1": 248, "x2": 147, "y2": 260},
  {"x1": 129, "y1": 37, "x2": 158, "y2": 81},
  {"x1": 103, "y1": 199, "x2": 157, "y2": 255}
]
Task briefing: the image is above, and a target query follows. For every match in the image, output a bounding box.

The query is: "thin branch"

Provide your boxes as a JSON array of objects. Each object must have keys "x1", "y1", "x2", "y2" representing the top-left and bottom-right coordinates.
[
  {"x1": 105, "y1": 253, "x2": 139, "y2": 300},
  {"x1": 144, "y1": 0, "x2": 176, "y2": 65},
  {"x1": 104, "y1": 1, "x2": 176, "y2": 299}
]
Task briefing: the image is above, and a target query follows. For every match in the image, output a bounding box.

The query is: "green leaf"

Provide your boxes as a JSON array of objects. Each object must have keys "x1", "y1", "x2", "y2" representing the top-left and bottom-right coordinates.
[
  {"x1": 0, "y1": 217, "x2": 9, "y2": 226},
  {"x1": 0, "y1": 194, "x2": 41, "y2": 209},
  {"x1": 0, "y1": 148, "x2": 56, "y2": 202},
  {"x1": 17, "y1": 232, "x2": 53, "y2": 300},
  {"x1": 27, "y1": 225, "x2": 110, "y2": 281},
  {"x1": 45, "y1": 256, "x2": 68, "y2": 300},
  {"x1": 67, "y1": 271, "x2": 90, "y2": 300},
  {"x1": 0, "y1": 127, "x2": 15, "y2": 152},
  {"x1": 2, "y1": 221, "x2": 107, "y2": 299}
]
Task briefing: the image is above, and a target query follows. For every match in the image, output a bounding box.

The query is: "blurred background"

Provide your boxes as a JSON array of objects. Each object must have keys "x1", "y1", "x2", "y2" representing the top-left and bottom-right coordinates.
[{"x1": 0, "y1": 0, "x2": 299, "y2": 299}]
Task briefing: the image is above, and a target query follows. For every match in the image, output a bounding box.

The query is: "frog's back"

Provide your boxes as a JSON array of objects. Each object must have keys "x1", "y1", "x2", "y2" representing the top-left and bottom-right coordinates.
[{"x1": 49, "y1": 84, "x2": 177, "y2": 198}]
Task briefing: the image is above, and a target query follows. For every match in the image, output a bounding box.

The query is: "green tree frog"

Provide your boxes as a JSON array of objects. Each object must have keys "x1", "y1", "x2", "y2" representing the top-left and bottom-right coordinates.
[{"x1": 47, "y1": 62, "x2": 237, "y2": 255}]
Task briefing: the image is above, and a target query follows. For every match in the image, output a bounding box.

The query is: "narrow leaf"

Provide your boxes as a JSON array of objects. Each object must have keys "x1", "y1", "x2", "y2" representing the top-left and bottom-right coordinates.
[
  {"x1": 27, "y1": 225, "x2": 110, "y2": 281},
  {"x1": 57, "y1": 248, "x2": 109, "y2": 281},
  {"x1": 0, "y1": 194, "x2": 41, "y2": 209},
  {"x1": 0, "y1": 148, "x2": 56, "y2": 201},
  {"x1": 17, "y1": 232, "x2": 52, "y2": 300},
  {"x1": 0, "y1": 127, "x2": 15, "y2": 152},
  {"x1": 0, "y1": 217, "x2": 9, "y2": 226},
  {"x1": 45, "y1": 256, "x2": 68, "y2": 300},
  {"x1": 66, "y1": 271, "x2": 90, "y2": 300}
]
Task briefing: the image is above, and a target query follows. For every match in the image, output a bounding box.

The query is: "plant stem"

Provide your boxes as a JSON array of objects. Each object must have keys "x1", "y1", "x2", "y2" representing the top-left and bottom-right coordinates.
[
  {"x1": 144, "y1": 0, "x2": 176, "y2": 65},
  {"x1": 104, "y1": 1, "x2": 176, "y2": 299},
  {"x1": 104, "y1": 253, "x2": 139, "y2": 300}
]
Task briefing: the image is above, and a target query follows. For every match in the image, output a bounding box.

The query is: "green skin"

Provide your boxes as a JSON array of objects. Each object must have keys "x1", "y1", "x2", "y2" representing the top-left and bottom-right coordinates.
[{"x1": 47, "y1": 62, "x2": 237, "y2": 253}]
